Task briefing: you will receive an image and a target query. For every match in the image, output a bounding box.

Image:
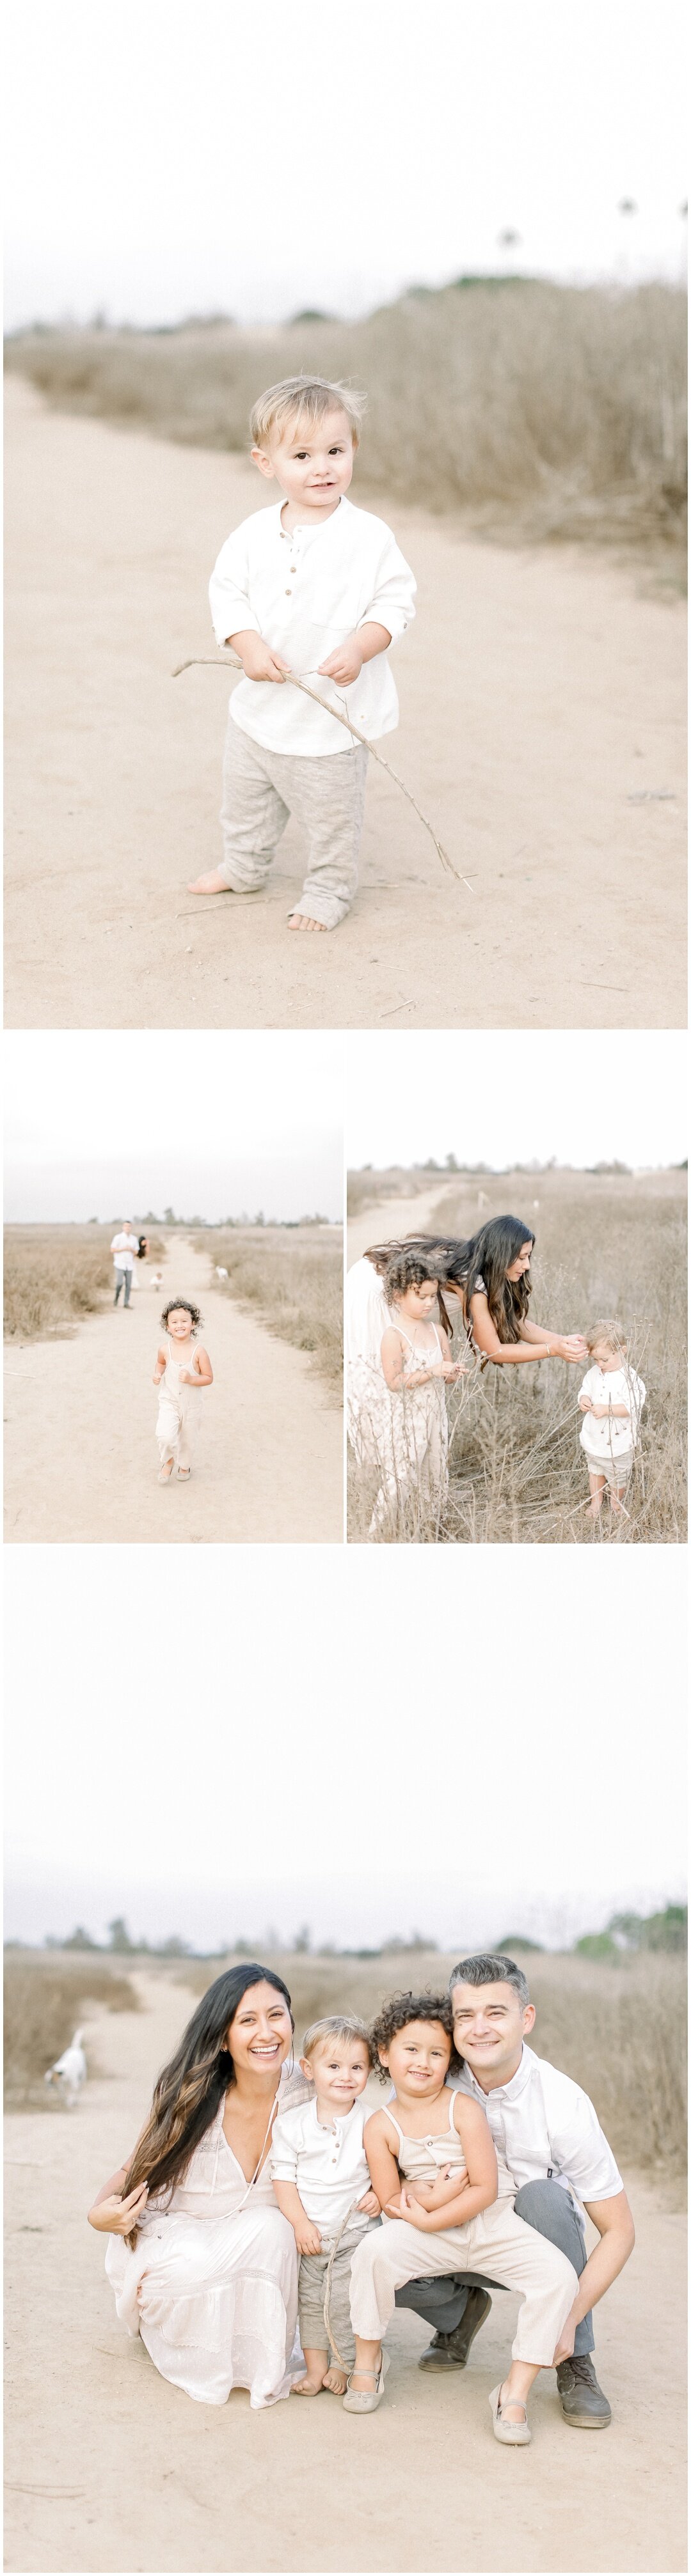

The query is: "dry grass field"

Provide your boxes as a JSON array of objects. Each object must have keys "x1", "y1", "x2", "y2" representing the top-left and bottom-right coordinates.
[
  {"x1": 6, "y1": 280, "x2": 687, "y2": 571},
  {"x1": 347, "y1": 1166, "x2": 687, "y2": 1543},
  {"x1": 4, "y1": 1224, "x2": 167, "y2": 1343},
  {"x1": 193, "y1": 1224, "x2": 343, "y2": 1392},
  {"x1": 5, "y1": 1941, "x2": 685, "y2": 2180},
  {"x1": 4, "y1": 1951, "x2": 139, "y2": 2107}
]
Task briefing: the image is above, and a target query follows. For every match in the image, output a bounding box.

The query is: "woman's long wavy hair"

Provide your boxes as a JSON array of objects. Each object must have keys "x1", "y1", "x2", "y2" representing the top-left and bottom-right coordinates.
[
  {"x1": 122, "y1": 1963, "x2": 293, "y2": 2244},
  {"x1": 365, "y1": 1215, "x2": 535, "y2": 1345}
]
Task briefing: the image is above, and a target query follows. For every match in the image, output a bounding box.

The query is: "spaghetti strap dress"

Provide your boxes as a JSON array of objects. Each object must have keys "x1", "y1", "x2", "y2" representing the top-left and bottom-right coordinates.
[
  {"x1": 351, "y1": 1316, "x2": 449, "y2": 1534},
  {"x1": 155, "y1": 1334, "x2": 204, "y2": 1472},
  {"x1": 105, "y1": 2068, "x2": 311, "y2": 2408}
]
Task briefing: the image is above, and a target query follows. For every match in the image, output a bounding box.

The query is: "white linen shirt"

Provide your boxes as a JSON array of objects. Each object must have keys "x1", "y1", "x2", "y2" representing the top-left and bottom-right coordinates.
[
  {"x1": 578, "y1": 1364, "x2": 646, "y2": 1459},
  {"x1": 111, "y1": 1232, "x2": 137, "y2": 1270},
  {"x1": 209, "y1": 496, "x2": 416, "y2": 756},
  {"x1": 450, "y1": 2043, "x2": 623, "y2": 2218},
  {"x1": 270, "y1": 2096, "x2": 370, "y2": 2233}
]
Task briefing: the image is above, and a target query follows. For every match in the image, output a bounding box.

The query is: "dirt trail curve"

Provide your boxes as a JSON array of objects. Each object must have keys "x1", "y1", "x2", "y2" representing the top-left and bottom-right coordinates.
[
  {"x1": 5, "y1": 375, "x2": 685, "y2": 1031},
  {"x1": 4, "y1": 1974, "x2": 685, "y2": 2575},
  {"x1": 4, "y1": 1238, "x2": 342, "y2": 1542},
  {"x1": 347, "y1": 1182, "x2": 461, "y2": 1267}
]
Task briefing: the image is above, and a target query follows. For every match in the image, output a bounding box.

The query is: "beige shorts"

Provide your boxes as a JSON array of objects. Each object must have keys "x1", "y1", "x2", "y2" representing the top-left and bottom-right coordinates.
[{"x1": 584, "y1": 1451, "x2": 634, "y2": 1490}]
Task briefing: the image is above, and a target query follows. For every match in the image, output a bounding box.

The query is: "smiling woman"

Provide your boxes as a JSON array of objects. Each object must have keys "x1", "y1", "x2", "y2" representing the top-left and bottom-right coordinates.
[{"x1": 88, "y1": 1964, "x2": 314, "y2": 2408}]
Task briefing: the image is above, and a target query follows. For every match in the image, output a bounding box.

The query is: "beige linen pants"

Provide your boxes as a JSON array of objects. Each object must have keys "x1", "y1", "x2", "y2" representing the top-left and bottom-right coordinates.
[
  {"x1": 156, "y1": 1390, "x2": 201, "y2": 1472},
  {"x1": 349, "y1": 2201, "x2": 578, "y2": 2366},
  {"x1": 219, "y1": 719, "x2": 369, "y2": 928}
]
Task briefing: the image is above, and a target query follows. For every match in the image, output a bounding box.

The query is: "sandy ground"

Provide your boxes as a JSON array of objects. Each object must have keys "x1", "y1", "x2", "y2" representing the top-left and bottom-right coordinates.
[
  {"x1": 3, "y1": 1239, "x2": 342, "y2": 1543},
  {"x1": 4, "y1": 1972, "x2": 685, "y2": 2576},
  {"x1": 5, "y1": 375, "x2": 686, "y2": 1032}
]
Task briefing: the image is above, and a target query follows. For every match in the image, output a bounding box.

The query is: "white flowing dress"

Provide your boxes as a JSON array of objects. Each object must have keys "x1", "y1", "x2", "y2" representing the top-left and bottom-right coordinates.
[{"x1": 105, "y1": 2069, "x2": 310, "y2": 2408}]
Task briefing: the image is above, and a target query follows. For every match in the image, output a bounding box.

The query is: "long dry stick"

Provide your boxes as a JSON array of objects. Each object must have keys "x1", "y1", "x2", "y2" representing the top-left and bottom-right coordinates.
[{"x1": 172, "y1": 653, "x2": 475, "y2": 893}]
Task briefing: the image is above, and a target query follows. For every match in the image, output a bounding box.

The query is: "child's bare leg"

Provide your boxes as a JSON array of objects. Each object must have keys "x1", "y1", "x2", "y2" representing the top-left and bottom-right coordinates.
[
  {"x1": 496, "y1": 2359, "x2": 541, "y2": 2423},
  {"x1": 586, "y1": 1473, "x2": 605, "y2": 1518},
  {"x1": 292, "y1": 2346, "x2": 330, "y2": 2394}
]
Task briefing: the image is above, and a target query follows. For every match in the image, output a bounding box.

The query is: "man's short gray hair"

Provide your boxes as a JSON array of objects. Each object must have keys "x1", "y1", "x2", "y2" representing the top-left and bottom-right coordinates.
[{"x1": 449, "y1": 1953, "x2": 530, "y2": 2010}]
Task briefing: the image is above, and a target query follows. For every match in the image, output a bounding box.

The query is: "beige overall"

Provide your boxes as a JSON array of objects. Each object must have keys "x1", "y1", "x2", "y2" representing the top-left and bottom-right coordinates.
[
  {"x1": 349, "y1": 2091, "x2": 578, "y2": 2366},
  {"x1": 155, "y1": 1336, "x2": 203, "y2": 1473}
]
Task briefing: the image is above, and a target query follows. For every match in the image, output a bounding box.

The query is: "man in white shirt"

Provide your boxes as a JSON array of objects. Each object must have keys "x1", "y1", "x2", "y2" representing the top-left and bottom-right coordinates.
[
  {"x1": 110, "y1": 1222, "x2": 138, "y2": 1308},
  {"x1": 189, "y1": 373, "x2": 415, "y2": 933},
  {"x1": 395, "y1": 1953, "x2": 635, "y2": 2428}
]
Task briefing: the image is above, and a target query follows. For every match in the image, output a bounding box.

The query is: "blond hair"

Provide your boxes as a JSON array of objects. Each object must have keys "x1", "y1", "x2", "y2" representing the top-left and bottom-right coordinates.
[
  {"x1": 301, "y1": 2013, "x2": 372, "y2": 2066},
  {"x1": 250, "y1": 375, "x2": 365, "y2": 450},
  {"x1": 585, "y1": 1317, "x2": 628, "y2": 1356}
]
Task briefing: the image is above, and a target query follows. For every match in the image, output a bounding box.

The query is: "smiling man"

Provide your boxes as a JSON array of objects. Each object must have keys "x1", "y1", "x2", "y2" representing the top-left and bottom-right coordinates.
[{"x1": 394, "y1": 1952, "x2": 635, "y2": 2427}]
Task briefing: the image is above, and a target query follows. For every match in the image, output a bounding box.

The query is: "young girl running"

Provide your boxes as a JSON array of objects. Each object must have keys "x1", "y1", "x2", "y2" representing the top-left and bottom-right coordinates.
[
  {"x1": 154, "y1": 1300, "x2": 213, "y2": 1484},
  {"x1": 349, "y1": 1250, "x2": 466, "y2": 1536},
  {"x1": 346, "y1": 1994, "x2": 579, "y2": 2441}
]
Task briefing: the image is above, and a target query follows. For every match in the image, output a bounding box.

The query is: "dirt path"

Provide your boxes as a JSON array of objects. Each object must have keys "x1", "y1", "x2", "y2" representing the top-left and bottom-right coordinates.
[
  {"x1": 347, "y1": 1182, "x2": 461, "y2": 1265},
  {"x1": 5, "y1": 375, "x2": 685, "y2": 1031},
  {"x1": 3, "y1": 1239, "x2": 342, "y2": 1542},
  {"x1": 4, "y1": 1974, "x2": 685, "y2": 2575}
]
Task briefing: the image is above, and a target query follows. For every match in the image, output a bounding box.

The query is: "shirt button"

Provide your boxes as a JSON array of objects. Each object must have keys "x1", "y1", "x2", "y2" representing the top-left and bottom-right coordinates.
[{"x1": 285, "y1": 588, "x2": 292, "y2": 595}]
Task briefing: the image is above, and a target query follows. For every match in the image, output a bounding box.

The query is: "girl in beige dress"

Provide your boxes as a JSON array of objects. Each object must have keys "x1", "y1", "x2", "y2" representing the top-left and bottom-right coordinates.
[{"x1": 154, "y1": 1298, "x2": 213, "y2": 1483}]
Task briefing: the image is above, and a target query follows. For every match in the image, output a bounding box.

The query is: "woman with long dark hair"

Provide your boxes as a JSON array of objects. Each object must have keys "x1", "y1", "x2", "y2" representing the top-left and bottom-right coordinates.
[
  {"x1": 348, "y1": 1217, "x2": 586, "y2": 1378},
  {"x1": 88, "y1": 1965, "x2": 311, "y2": 2408}
]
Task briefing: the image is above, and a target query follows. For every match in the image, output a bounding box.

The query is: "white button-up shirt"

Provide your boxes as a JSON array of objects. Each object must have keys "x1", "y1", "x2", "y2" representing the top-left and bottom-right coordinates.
[
  {"x1": 111, "y1": 1231, "x2": 137, "y2": 1270},
  {"x1": 209, "y1": 496, "x2": 416, "y2": 756},
  {"x1": 270, "y1": 2096, "x2": 370, "y2": 2232},
  {"x1": 450, "y1": 2043, "x2": 623, "y2": 2217},
  {"x1": 578, "y1": 1365, "x2": 646, "y2": 1459}
]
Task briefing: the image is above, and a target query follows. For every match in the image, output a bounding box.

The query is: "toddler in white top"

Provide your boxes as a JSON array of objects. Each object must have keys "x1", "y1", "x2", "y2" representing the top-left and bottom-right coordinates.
[
  {"x1": 271, "y1": 2016, "x2": 379, "y2": 2394},
  {"x1": 189, "y1": 374, "x2": 416, "y2": 932},
  {"x1": 578, "y1": 1319, "x2": 646, "y2": 1518}
]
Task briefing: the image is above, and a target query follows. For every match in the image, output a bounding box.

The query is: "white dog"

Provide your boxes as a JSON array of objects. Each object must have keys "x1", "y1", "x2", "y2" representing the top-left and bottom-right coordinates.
[{"x1": 45, "y1": 2028, "x2": 87, "y2": 2107}]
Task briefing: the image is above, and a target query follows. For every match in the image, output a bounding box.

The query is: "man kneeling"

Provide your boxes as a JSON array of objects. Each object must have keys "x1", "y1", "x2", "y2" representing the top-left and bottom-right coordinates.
[{"x1": 396, "y1": 1952, "x2": 635, "y2": 2428}]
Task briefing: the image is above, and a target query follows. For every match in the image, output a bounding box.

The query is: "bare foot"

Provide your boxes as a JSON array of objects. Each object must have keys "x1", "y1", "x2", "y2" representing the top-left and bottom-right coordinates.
[
  {"x1": 187, "y1": 870, "x2": 230, "y2": 894},
  {"x1": 585, "y1": 1499, "x2": 602, "y2": 1518},
  {"x1": 292, "y1": 2371, "x2": 327, "y2": 2396},
  {"x1": 323, "y1": 2366, "x2": 347, "y2": 2394},
  {"x1": 158, "y1": 1459, "x2": 174, "y2": 1483},
  {"x1": 288, "y1": 912, "x2": 328, "y2": 932}
]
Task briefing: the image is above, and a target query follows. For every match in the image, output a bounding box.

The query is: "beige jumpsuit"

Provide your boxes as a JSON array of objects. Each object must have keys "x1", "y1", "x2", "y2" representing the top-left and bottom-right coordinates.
[
  {"x1": 349, "y1": 2090, "x2": 578, "y2": 2366},
  {"x1": 155, "y1": 1336, "x2": 204, "y2": 1473}
]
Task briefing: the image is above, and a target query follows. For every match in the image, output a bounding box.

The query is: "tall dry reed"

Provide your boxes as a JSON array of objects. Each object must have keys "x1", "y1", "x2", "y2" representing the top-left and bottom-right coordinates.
[
  {"x1": 195, "y1": 1224, "x2": 343, "y2": 1394},
  {"x1": 4, "y1": 1225, "x2": 167, "y2": 1342},
  {"x1": 4, "y1": 1953, "x2": 139, "y2": 2105},
  {"x1": 7, "y1": 279, "x2": 686, "y2": 559}
]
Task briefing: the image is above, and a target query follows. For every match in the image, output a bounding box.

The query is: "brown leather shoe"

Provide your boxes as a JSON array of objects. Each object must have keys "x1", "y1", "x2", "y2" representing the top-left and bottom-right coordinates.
[
  {"x1": 418, "y1": 2290, "x2": 492, "y2": 2368},
  {"x1": 557, "y1": 2355, "x2": 612, "y2": 2426}
]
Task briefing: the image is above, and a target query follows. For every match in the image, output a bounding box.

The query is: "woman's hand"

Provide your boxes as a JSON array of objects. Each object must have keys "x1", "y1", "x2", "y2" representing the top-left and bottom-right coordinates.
[
  {"x1": 560, "y1": 1334, "x2": 589, "y2": 1362},
  {"x1": 552, "y1": 2304, "x2": 578, "y2": 2366},
  {"x1": 357, "y1": 2189, "x2": 381, "y2": 2216},
  {"x1": 88, "y1": 2183, "x2": 148, "y2": 2235}
]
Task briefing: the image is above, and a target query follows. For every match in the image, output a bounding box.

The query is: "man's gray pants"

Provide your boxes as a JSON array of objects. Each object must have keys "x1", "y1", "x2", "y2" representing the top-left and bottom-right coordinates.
[
  {"x1": 395, "y1": 2180, "x2": 594, "y2": 2356},
  {"x1": 114, "y1": 1268, "x2": 131, "y2": 1306},
  {"x1": 219, "y1": 717, "x2": 369, "y2": 929}
]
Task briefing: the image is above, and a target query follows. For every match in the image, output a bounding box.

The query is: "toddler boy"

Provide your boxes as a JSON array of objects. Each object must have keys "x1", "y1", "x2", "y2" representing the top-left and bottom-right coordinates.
[
  {"x1": 270, "y1": 2014, "x2": 379, "y2": 2393},
  {"x1": 578, "y1": 1320, "x2": 646, "y2": 1517},
  {"x1": 189, "y1": 374, "x2": 416, "y2": 931}
]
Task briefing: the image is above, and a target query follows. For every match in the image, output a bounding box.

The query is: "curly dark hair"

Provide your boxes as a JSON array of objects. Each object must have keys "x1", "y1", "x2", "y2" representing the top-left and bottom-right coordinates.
[
  {"x1": 160, "y1": 1298, "x2": 202, "y2": 1333},
  {"x1": 381, "y1": 1249, "x2": 454, "y2": 1340},
  {"x1": 369, "y1": 1989, "x2": 461, "y2": 2079}
]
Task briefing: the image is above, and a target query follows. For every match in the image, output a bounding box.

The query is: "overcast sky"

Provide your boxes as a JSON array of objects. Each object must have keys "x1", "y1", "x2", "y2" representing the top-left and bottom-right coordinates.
[
  {"x1": 5, "y1": 1, "x2": 687, "y2": 331},
  {"x1": 4, "y1": 1033, "x2": 343, "y2": 1222},
  {"x1": 347, "y1": 1033, "x2": 687, "y2": 1171},
  {"x1": 5, "y1": 1549, "x2": 686, "y2": 1951}
]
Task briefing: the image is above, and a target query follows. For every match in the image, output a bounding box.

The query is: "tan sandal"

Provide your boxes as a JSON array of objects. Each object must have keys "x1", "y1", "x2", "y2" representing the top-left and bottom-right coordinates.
[
  {"x1": 342, "y1": 2351, "x2": 389, "y2": 2414},
  {"x1": 489, "y1": 2382, "x2": 531, "y2": 2444}
]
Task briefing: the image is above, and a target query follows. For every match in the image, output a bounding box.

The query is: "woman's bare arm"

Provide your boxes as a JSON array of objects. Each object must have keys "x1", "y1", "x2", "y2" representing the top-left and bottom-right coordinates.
[
  {"x1": 469, "y1": 1295, "x2": 552, "y2": 1366},
  {"x1": 88, "y1": 2159, "x2": 150, "y2": 2235}
]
